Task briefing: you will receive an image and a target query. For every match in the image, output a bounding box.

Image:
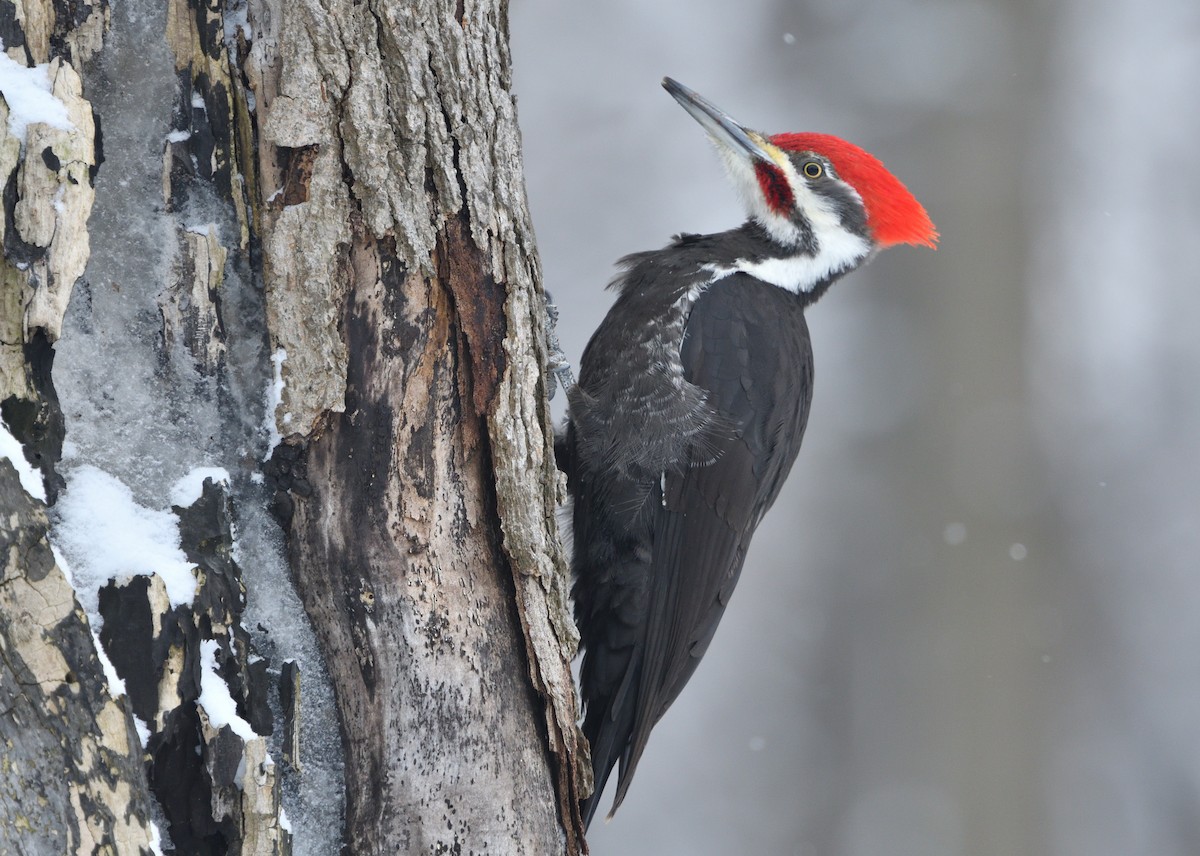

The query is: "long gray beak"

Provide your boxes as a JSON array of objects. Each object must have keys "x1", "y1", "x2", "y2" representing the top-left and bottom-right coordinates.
[{"x1": 662, "y1": 77, "x2": 774, "y2": 163}]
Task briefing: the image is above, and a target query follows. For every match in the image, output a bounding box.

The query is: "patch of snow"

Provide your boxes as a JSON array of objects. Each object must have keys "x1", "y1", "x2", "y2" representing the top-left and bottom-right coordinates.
[
  {"x1": 52, "y1": 465, "x2": 198, "y2": 621},
  {"x1": 197, "y1": 639, "x2": 258, "y2": 741},
  {"x1": 166, "y1": 128, "x2": 191, "y2": 143},
  {"x1": 133, "y1": 715, "x2": 152, "y2": 748},
  {"x1": 148, "y1": 821, "x2": 165, "y2": 856},
  {"x1": 170, "y1": 465, "x2": 230, "y2": 508},
  {"x1": 93, "y1": 629, "x2": 127, "y2": 697},
  {"x1": 0, "y1": 416, "x2": 46, "y2": 501},
  {"x1": 0, "y1": 42, "x2": 74, "y2": 140},
  {"x1": 279, "y1": 807, "x2": 293, "y2": 833}
]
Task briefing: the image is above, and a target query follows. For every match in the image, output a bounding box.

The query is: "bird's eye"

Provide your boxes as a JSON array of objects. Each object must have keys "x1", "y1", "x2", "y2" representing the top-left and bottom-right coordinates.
[{"x1": 802, "y1": 161, "x2": 824, "y2": 179}]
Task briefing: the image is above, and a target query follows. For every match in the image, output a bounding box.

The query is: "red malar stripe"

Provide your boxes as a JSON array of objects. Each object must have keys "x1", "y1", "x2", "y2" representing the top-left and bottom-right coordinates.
[{"x1": 754, "y1": 162, "x2": 794, "y2": 215}]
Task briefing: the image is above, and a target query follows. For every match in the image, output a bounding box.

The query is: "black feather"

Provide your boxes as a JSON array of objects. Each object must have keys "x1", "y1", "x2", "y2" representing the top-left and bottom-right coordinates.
[{"x1": 566, "y1": 264, "x2": 815, "y2": 826}]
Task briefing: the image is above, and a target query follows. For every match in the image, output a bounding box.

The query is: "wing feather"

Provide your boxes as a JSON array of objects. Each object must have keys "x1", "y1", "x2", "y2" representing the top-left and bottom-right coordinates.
[{"x1": 609, "y1": 274, "x2": 815, "y2": 811}]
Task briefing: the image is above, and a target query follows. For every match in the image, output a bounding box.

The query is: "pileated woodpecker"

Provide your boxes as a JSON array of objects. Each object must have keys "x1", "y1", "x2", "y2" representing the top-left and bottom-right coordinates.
[{"x1": 556, "y1": 78, "x2": 937, "y2": 827}]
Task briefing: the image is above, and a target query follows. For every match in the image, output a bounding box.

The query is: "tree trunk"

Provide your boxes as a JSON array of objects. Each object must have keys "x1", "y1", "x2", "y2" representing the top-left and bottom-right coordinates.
[
  {"x1": 1, "y1": 0, "x2": 585, "y2": 852},
  {"x1": 0, "y1": 463, "x2": 161, "y2": 853},
  {"x1": 1, "y1": 3, "x2": 161, "y2": 851}
]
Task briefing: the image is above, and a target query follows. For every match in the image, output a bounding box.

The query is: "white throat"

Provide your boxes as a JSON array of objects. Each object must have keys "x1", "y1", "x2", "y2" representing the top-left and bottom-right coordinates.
[{"x1": 715, "y1": 145, "x2": 873, "y2": 293}]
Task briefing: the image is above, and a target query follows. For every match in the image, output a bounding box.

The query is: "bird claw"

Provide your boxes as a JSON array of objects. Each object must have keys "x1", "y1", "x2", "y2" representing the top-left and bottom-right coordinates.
[{"x1": 543, "y1": 290, "x2": 576, "y2": 400}]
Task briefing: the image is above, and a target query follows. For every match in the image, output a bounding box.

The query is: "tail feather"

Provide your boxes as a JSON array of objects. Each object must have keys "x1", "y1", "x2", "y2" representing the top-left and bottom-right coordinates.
[
  {"x1": 569, "y1": 443, "x2": 659, "y2": 829},
  {"x1": 579, "y1": 670, "x2": 639, "y2": 829}
]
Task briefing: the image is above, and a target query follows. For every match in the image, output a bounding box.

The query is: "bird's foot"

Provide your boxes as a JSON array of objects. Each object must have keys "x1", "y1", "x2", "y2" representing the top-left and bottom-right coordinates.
[{"x1": 543, "y1": 290, "x2": 575, "y2": 400}]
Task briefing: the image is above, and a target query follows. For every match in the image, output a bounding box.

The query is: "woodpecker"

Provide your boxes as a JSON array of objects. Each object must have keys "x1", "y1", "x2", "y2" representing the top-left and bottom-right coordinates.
[{"x1": 556, "y1": 78, "x2": 937, "y2": 828}]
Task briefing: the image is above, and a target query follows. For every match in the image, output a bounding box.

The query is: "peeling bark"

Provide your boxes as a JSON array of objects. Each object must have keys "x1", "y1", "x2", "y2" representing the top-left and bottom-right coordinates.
[
  {"x1": 0, "y1": 2, "x2": 155, "y2": 849},
  {"x1": 250, "y1": 0, "x2": 586, "y2": 850},
  {"x1": 17, "y1": 58, "x2": 95, "y2": 338},
  {"x1": 0, "y1": 463, "x2": 158, "y2": 853},
  {"x1": 1, "y1": 47, "x2": 97, "y2": 458},
  {"x1": 159, "y1": 225, "x2": 229, "y2": 376},
  {"x1": 1, "y1": 4, "x2": 99, "y2": 500},
  {"x1": 2, "y1": 0, "x2": 584, "y2": 850},
  {"x1": 99, "y1": 480, "x2": 289, "y2": 855}
]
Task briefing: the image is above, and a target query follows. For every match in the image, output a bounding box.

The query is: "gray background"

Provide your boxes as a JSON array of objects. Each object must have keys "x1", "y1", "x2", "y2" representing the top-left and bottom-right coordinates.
[{"x1": 511, "y1": 1, "x2": 1200, "y2": 853}]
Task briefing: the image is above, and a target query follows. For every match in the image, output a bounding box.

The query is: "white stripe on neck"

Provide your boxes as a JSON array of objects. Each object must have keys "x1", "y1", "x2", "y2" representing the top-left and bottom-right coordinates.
[{"x1": 705, "y1": 227, "x2": 871, "y2": 294}]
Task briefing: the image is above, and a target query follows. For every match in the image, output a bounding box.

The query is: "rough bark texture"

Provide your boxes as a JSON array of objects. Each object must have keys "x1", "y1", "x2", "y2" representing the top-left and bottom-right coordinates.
[
  {"x1": 1, "y1": 0, "x2": 291, "y2": 851},
  {"x1": 1, "y1": 3, "x2": 100, "y2": 499},
  {"x1": 0, "y1": 1, "x2": 160, "y2": 851},
  {"x1": 284, "y1": 229, "x2": 566, "y2": 853},
  {"x1": 2, "y1": 0, "x2": 582, "y2": 850},
  {"x1": 248, "y1": 0, "x2": 586, "y2": 850},
  {"x1": 100, "y1": 480, "x2": 291, "y2": 855},
  {"x1": 0, "y1": 463, "x2": 159, "y2": 853}
]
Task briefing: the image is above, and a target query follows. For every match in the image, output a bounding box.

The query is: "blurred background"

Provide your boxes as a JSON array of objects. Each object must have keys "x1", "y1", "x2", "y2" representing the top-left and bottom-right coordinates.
[{"x1": 510, "y1": 1, "x2": 1200, "y2": 853}]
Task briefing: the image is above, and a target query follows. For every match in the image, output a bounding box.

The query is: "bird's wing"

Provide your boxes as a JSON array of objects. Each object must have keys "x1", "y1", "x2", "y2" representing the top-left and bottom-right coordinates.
[{"x1": 611, "y1": 273, "x2": 815, "y2": 810}]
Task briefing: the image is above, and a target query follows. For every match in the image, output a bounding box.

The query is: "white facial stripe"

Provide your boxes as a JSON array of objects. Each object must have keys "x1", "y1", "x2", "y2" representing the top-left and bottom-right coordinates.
[
  {"x1": 716, "y1": 139, "x2": 867, "y2": 248},
  {"x1": 704, "y1": 135, "x2": 873, "y2": 292},
  {"x1": 715, "y1": 146, "x2": 804, "y2": 246},
  {"x1": 713, "y1": 229, "x2": 871, "y2": 293},
  {"x1": 700, "y1": 179, "x2": 871, "y2": 293}
]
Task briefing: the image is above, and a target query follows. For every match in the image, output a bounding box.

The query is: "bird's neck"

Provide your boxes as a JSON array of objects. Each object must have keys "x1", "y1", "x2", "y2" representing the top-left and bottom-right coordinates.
[{"x1": 671, "y1": 220, "x2": 873, "y2": 305}]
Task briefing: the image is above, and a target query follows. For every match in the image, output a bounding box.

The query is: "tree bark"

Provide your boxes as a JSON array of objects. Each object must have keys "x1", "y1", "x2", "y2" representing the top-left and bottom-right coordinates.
[
  {"x1": 0, "y1": 464, "x2": 161, "y2": 853},
  {"x1": 248, "y1": 0, "x2": 585, "y2": 851},
  {"x1": 2, "y1": 0, "x2": 585, "y2": 852},
  {"x1": 0, "y1": 2, "x2": 160, "y2": 851}
]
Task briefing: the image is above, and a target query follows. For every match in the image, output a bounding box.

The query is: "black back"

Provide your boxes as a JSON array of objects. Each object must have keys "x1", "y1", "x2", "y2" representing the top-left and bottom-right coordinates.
[{"x1": 564, "y1": 268, "x2": 815, "y2": 825}]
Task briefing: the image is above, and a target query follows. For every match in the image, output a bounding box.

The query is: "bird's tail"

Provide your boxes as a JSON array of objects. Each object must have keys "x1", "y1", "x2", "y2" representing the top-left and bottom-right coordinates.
[
  {"x1": 571, "y1": 486, "x2": 654, "y2": 828},
  {"x1": 580, "y1": 679, "x2": 638, "y2": 829}
]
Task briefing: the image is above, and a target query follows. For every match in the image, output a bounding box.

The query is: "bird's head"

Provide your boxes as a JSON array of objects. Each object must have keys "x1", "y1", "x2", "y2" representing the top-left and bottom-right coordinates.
[{"x1": 663, "y1": 78, "x2": 936, "y2": 290}]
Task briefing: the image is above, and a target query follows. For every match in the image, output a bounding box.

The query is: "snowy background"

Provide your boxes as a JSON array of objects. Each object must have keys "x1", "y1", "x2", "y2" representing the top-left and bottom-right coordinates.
[{"x1": 511, "y1": 0, "x2": 1200, "y2": 854}]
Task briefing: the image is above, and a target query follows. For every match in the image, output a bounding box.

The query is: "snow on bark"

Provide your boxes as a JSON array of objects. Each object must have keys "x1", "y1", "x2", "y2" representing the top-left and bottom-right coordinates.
[
  {"x1": 0, "y1": 463, "x2": 159, "y2": 853},
  {"x1": 0, "y1": 13, "x2": 143, "y2": 851},
  {"x1": 3, "y1": 0, "x2": 584, "y2": 850},
  {"x1": 3, "y1": 0, "x2": 326, "y2": 850}
]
